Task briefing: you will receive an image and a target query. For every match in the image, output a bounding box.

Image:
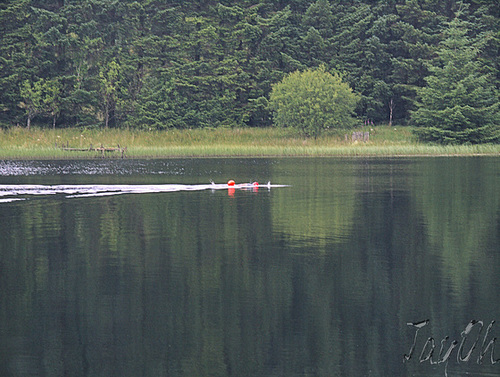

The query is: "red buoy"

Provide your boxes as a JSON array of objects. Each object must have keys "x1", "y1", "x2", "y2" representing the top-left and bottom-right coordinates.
[
  {"x1": 252, "y1": 182, "x2": 259, "y2": 186},
  {"x1": 227, "y1": 180, "x2": 235, "y2": 186}
]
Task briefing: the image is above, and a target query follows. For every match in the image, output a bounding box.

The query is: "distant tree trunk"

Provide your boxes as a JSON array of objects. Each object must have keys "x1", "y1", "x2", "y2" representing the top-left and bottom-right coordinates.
[
  {"x1": 389, "y1": 99, "x2": 393, "y2": 127},
  {"x1": 26, "y1": 108, "x2": 34, "y2": 130},
  {"x1": 105, "y1": 105, "x2": 109, "y2": 128}
]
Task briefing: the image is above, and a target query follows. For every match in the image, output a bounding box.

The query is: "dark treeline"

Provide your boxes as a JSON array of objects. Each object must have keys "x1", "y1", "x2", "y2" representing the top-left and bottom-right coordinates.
[{"x1": 0, "y1": 0, "x2": 498, "y2": 130}]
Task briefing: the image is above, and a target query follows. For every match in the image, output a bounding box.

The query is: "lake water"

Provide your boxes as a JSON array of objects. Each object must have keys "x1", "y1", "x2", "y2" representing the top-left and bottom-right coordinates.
[{"x1": 0, "y1": 157, "x2": 498, "y2": 377}]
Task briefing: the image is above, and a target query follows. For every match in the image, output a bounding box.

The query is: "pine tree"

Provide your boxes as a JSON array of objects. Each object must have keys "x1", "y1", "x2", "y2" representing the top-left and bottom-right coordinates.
[
  {"x1": 411, "y1": 11, "x2": 500, "y2": 144},
  {"x1": 0, "y1": 0, "x2": 37, "y2": 125}
]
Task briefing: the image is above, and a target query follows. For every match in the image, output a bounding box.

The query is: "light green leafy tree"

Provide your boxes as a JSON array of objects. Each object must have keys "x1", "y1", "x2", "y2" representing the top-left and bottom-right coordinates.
[
  {"x1": 43, "y1": 79, "x2": 62, "y2": 129},
  {"x1": 19, "y1": 79, "x2": 45, "y2": 130},
  {"x1": 269, "y1": 65, "x2": 359, "y2": 138},
  {"x1": 99, "y1": 60, "x2": 121, "y2": 128},
  {"x1": 20, "y1": 78, "x2": 62, "y2": 129}
]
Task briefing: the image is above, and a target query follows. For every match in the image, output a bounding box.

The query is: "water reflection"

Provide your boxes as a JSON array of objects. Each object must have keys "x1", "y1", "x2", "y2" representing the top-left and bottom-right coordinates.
[
  {"x1": 0, "y1": 159, "x2": 276, "y2": 180},
  {"x1": 0, "y1": 157, "x2": 498, "y2": 377},
  {"x1": 0, "y1": 159, "x2": 187, "y2": 176}
]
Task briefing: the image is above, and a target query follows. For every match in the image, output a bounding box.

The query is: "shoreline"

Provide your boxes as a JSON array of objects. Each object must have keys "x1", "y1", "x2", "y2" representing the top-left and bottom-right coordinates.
[
  {"x1": 1, "y1": 151, "x2": 498, "y2": 160},
  {"x1": 0, "y1": 126, "x2": 499, "y2": 159}
]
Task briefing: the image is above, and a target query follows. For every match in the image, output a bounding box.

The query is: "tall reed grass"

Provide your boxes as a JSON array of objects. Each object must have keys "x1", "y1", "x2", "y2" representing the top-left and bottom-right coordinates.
[{"x1": 0, "y1": 126, "x2": 498, "y2": 159}]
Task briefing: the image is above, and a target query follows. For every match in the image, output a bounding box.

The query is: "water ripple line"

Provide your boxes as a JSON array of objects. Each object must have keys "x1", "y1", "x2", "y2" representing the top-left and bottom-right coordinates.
[{"x1": 0, "y1": 183, "x2": 289, "y2": 201}]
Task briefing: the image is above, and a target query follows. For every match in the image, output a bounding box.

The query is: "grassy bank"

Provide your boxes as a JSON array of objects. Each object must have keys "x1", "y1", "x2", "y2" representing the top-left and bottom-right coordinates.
[{"x1": 0, "y1": 126, "x2": 498, "y2": 159}]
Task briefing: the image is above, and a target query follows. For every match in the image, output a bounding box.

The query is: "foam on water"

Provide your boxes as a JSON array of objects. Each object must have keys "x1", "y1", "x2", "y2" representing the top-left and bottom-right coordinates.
[{"x1": 0, "y1": 183, "x2": 288, "y2": 201}]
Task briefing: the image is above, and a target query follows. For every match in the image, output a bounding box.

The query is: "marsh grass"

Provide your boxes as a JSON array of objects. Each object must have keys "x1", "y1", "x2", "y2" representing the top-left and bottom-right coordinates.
[{"x1": 0, "y1": 126, "x2": 498, "y2": 159}]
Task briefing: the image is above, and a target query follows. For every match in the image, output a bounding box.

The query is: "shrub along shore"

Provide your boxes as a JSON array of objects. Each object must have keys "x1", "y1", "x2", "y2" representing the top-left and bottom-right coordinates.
[{"x1": 0, "y1": 126, "x2": 498, "y2": 159}]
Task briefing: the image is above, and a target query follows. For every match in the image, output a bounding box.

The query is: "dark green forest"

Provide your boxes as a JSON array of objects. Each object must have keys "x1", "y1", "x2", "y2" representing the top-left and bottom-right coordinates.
[{"x1": 1, "y1": 0, "x2": 499, "y2": 141}]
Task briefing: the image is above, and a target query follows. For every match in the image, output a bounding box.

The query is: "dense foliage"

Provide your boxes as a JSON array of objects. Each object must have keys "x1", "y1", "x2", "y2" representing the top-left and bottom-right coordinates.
[
  {"x1": 270, "y1": 65, "x2": 359, "y2": 137},
  {"x1": 411, "y1": 12, "x2": 500, "y2": 143},
  {"x1": 0, "y1": 0, "x2": 498, "y2": 142}
]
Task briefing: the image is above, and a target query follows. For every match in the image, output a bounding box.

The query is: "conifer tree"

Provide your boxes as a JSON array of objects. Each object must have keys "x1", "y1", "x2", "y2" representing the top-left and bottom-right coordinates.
[{"x1": 411, "y1": 11, "x2": 500, "y2": 144}]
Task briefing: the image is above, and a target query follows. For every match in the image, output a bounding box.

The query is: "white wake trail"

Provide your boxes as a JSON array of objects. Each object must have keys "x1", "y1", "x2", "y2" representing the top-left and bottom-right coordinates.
[{"x1": 0, "y1": 183, "x2": 289, "y2": 201}]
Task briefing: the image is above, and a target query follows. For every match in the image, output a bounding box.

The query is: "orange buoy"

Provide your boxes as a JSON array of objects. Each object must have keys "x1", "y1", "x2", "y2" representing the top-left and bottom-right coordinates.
[{"x1": 227, "y1": 180, "x2": 235, "y2": 186}]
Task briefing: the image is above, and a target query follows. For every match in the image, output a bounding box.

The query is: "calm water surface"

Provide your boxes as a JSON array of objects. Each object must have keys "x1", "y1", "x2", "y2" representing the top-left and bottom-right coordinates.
[{"x1": 0, "y1": 157, "x2": 499, "y2": 377}]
